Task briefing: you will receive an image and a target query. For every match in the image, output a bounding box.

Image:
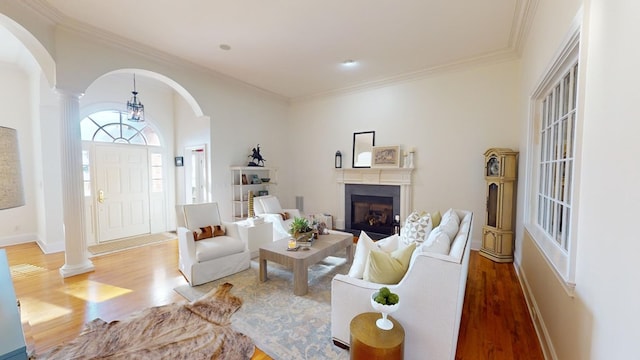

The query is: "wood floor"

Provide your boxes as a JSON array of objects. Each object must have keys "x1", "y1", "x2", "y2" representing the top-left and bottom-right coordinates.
[{"x1": 3, "y1": 240, "x2": 543, "y2": 359}]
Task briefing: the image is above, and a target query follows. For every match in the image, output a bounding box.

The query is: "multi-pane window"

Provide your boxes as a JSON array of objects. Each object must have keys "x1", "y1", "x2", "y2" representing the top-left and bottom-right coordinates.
[
  {"x1": 537, "y1": 62, "x2": 578, "y2": 251},
  {"x1": 150, "y1": 153, "x2": 163, "y2": 193},
  {"x1": 80, "y1": 110, "x2": 160, "y2": 145}
]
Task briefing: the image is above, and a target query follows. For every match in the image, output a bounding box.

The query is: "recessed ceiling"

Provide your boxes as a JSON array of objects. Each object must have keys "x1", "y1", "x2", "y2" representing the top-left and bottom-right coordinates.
[{"x1": 42, "y1": 0, "x2": 531, "y2": 100}]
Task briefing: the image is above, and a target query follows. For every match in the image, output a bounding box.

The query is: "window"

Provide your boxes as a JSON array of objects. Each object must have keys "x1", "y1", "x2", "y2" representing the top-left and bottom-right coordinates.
[
  {"x1": 80, "y1": 110, "x2": 160, "y2": 146},
  {"x1": 527, "y1": 30, "x2": 580, "y2": 289}
]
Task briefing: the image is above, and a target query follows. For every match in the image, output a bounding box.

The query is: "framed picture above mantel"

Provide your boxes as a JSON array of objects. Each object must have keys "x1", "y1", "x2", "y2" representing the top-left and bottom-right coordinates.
[{"x1": 371, "y1": 146, "x2": 401, "y2": 168}]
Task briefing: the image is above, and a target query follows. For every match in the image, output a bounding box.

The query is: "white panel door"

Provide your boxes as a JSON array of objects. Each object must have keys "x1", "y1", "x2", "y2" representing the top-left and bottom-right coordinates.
[{"x1": 95, "y1": 144, "x2": 150, "y2": 242}]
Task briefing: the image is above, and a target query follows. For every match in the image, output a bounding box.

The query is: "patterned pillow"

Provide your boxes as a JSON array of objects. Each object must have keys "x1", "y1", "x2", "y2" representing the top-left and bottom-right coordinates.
[
  {"x1": 400, "y1": 211, "x2": 432, "y2": 246},
  {"x1": 193, "y1": 226, "x2": 214, "y2": 241}
]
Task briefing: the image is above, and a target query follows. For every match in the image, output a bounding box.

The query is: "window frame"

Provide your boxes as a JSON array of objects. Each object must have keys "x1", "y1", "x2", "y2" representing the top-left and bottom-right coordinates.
[{"x1": 525, "y1": 28, "x2": 582, "y2": 293}]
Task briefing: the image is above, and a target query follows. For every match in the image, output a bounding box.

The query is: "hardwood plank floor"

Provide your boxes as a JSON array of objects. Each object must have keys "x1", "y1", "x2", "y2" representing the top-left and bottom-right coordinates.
[{"x1": 3, "y1": 241, "x2": 542, "y2": 359}]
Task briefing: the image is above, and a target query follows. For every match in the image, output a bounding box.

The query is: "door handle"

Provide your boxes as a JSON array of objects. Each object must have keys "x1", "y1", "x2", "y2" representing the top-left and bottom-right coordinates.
[{"x1": 98, "y1": 190, "x2": 105, "y2": 203}]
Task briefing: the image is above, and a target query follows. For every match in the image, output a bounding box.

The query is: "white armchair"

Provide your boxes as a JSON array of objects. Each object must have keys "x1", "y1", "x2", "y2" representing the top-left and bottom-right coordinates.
[
  {"x1": 253, "y1": 195, "x2": 302, "y2": 240},
  {"x1": 177, "y1": 202, "x2": 250, "y2": 286}
]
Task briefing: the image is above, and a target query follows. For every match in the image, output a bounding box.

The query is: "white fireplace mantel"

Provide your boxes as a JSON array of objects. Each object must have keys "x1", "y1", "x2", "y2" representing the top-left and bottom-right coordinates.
[{"x1": 335, "y1": 168, "x2": 414, "y2": 230}]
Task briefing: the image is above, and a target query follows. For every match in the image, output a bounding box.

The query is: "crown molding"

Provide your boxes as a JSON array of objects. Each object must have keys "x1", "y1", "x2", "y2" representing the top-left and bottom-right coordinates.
[
  {"x1": 293, "y1": 48, "x2": 519, "y2": 103},
  {"x1": 510, "y1": 0, "x2": 539, "y2": 55}
]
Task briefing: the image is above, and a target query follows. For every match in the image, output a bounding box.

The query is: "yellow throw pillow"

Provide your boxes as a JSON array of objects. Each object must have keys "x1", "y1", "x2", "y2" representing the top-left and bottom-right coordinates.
[
  {"x1": 363, "y1": 242, "x2": 416, "y2": 284},
  {"x1": 431, "y1": 210, "x2": 442, "y2": 227}
]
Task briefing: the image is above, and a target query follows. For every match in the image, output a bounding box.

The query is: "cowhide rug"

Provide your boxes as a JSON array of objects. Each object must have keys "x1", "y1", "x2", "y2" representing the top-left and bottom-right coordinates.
[{"x1": 38, "y1": 283, "x2": 254, "y2": 360}]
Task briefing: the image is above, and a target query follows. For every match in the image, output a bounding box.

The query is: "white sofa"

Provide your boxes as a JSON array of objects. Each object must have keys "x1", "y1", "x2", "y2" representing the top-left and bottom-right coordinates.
[
  {"x1": 331, "y1": 209, "x2": 473, "y2": 360},
  {"x1": 177, "y1": 202, "x2": 251, "y2": 286},
  {"x1": 253, "y1": 195, "x2": 302, "y2": 240}
]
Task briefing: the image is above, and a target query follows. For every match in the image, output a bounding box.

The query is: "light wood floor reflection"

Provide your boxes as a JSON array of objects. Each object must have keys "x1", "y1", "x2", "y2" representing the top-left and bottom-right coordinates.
[{"x1": 4, "y1": 240, "x2": 541, "y2": 360}]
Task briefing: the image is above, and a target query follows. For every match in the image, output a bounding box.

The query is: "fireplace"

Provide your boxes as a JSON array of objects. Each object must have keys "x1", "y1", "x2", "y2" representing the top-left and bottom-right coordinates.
[{"x1": 345, "y1": 184, "x2": 400, "y2": 238}]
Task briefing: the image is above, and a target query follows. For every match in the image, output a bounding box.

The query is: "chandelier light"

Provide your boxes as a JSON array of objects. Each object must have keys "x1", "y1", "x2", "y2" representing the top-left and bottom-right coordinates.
[{"x1": 127, "y1": 74, "x2": 144, "y2": 122}]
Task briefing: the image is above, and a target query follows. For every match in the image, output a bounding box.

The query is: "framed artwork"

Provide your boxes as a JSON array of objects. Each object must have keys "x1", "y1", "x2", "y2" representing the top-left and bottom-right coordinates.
[
  {"x1": 174, "y1": 156, "x2": 184, "y2": 167},
  {"x1": 371, "y1": 146, "x2": 401, "y2": 168},
  {"x1": 258, "y1": 190, "x2": 269, "y2": 196},
  {"x1": 352, "y1": 131, "x2": 375, "y2": 168}
]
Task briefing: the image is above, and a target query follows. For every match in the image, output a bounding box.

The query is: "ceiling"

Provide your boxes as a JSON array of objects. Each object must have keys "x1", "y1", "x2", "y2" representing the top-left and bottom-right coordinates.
[{"x1": 38, "y1": 0, "x2": 531, "y2": 100}]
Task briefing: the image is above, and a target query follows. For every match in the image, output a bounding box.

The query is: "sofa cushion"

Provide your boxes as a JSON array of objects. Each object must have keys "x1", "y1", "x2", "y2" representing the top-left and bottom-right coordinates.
[
  {"x1": 439, "y1": 209, "x2": 460, "y2": 240},
  {"x1": 400, "y1": 211, "x2": 432, "y2": 246},
  {"x1": 348, "y1": 232, "x2": 399, "y2": 279},
  {"x1": 363, "y1": 242, "x2": 416, "y2": 284},
  {"x1": 419, "y1": 227, "x2": 451, "y2": 255},
  {"x1": 195, "y1": 236, "x2": 246, "y2": 262}
]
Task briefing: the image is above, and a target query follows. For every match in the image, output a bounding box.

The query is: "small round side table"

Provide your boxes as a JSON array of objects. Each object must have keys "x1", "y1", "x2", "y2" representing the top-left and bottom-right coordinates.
[{"x1": 350, "y1": 312, "x2": 405, "y2": 359}]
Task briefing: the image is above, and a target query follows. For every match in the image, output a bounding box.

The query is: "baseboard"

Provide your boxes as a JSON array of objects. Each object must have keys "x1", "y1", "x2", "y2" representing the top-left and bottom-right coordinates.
[
  {"x1": 0, "y1": 233, "x2": 38, "y2": 247},
  {"x1": 513, "y1": 260, "x2": 556, "y2": 360}
]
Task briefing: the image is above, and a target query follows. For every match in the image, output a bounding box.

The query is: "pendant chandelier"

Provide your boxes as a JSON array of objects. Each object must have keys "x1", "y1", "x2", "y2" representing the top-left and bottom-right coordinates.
[{"x1": 126, "y1": 74, "x2": 144, "y2": 122}]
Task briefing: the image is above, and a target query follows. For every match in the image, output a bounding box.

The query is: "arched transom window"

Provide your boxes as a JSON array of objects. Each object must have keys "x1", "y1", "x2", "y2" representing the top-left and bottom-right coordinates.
[{"x1": 80, "y1": 110, "x2": 160, "y2": 146}]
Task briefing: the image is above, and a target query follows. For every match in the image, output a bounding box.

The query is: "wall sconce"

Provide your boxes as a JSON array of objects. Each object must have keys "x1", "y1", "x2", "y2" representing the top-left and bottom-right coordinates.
[{"x1": 335, "y1": 151, "x2": 342, "y2": 168}]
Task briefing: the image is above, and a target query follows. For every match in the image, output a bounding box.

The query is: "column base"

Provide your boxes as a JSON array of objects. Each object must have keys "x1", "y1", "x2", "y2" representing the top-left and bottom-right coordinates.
[{"x1": 59, "y1": 261, "x2": 95, "y2": 278}]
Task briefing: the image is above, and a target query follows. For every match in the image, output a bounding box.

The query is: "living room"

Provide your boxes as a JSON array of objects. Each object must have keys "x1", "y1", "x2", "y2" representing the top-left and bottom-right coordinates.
[{"x1": 1, "y1": 1, "x2": 640, "y2": 359}]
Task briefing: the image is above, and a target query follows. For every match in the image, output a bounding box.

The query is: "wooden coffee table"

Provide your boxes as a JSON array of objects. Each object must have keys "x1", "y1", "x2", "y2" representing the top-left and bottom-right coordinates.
[{"x1": 259, "y1": 232, "x2": 353, "y2": 296}]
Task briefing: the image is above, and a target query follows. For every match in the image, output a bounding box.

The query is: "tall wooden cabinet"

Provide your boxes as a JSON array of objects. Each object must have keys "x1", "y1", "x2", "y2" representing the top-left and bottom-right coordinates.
[
  {"x1": 230, "y1": 166, "x2": 277, "y2": 220},
  {"x1": 480, "y1": 148, "x2": 518, "y2": 263}
]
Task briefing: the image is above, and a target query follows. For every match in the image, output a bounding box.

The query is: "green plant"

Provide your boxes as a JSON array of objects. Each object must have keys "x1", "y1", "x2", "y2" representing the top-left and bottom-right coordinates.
[
  {"x1": 374, "y1": 286, "x2": 399, "y2": 305},
  {"x1": 289, "y1": 217, "x2": 312, "y2": 235}
]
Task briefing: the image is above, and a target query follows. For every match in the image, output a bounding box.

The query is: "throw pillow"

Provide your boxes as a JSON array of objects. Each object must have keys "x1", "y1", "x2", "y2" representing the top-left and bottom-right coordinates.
[
  {"x1": 400, "y1": 211, "x2": 432, "y2": 246},
  {"x1": 419, "y1": 227, "x2": 451, "y2": 255},
  {"x1": 193, "y1": 226, "x2": 214, "y2": 241},
  {"x1": 348, "y1": 232, "x2": 399, "y2": 279},
  {"x1": 213, "y1": 225, "x2": 225, "y2": 237},
  {"x1": 363, "y1": 242, "x2": 416, "y2": 284},
  {"x1": 439, "y1": 209, "x2": 460, "y2": 239},
  {"x1": 348, "y1": 231, "x2": 377, "y2": 278},
  {"x1": 431, "y1": 210, "x2": 442, "y2": 227},
  {"x1": 279, "y1": 212, "x2": 291, "y2": 221}
]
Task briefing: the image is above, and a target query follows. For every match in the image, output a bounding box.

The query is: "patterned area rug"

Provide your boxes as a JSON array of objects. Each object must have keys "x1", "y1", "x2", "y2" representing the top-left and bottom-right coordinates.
[
  {"x1": 174, "y1": 256, "x2": 350, "y2": 360},
  {"x1": 88, "y1": 232, "x2": 176, "y2": 255}
]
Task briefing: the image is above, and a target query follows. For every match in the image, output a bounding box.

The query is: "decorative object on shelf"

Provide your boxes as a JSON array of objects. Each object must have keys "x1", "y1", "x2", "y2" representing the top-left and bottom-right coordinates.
[
  {"x1": 481, "y1": 148, "x2": 518, "y2": 263},
  {"x1": 174, "y1": 156, "x2": 184, "y2": 167},
  {"x1": 352, "y1": 131, "x2": 375, "y2": 168},
  {"x1": 405, "y1": 148, "x2": 415, "y2": 169},
  {"x1": 248, "y1": 144, "x2": 266, "y2": 167},
  {"x1": 258, "y1": 190, "x2": 269, "y2": 196},
  {"x1": 126, "y1": 74, "x2": 145, "y2": 122},
  {"x1": 247, "y1": 191, "x2": 255, "y2": 218},
  {"x1": 250, "y1": 174, "x2": 261, "y2": 184},
  {"x1": 0, "y1": 127, "x2": 25, "y2": 210},
  {"x1": 335, "y1": 150, "x2": 342, "y2": 168},
  {"x1": 241, "y1": 174, "x2": 248, "y2": 185},
  {"x1": 371, "y1": 145, "x2": 401, "y2": 168},
  {"x1": 260, "y1": 177, "x2": 270, "y2": 183},
  {"x1": 371, "y1": 287, "x2": 400, "y2": 330}
]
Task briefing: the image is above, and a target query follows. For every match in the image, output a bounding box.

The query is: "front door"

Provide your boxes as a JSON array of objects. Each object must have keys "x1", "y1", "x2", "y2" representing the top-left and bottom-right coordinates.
[{"x1": 95, "y1": 144, "x2": 151, "y2": 242}]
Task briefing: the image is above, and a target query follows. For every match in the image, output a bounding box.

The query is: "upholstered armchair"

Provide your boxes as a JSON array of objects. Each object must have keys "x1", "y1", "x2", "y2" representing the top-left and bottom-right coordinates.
[
  {"x1": 253, "y1": 195, "x2": 302, "y2": 240},
  {"x1": 177, "y1": 202, "x2": 250, "y2": 286}
]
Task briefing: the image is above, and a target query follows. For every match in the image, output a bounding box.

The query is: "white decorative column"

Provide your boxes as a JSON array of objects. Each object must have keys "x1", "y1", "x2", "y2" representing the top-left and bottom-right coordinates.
[{"x1": 58, "y1": 90, "x2": 94, "y2": 277}]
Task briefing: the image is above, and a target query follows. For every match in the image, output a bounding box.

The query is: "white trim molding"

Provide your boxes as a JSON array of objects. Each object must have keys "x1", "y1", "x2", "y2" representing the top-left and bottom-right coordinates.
[{"x1": 335, "y1": 168, "x2": 413, "y2": 230}]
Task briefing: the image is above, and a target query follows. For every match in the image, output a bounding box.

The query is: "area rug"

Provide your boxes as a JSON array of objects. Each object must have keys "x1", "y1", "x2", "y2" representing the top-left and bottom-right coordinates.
[
  {"x1": 38, "y1": 283, "x2": 254, "y2": 359},
  {"x1": 174, "y1": 256, "x2": 350, "y2": 360},
  {"x1": 88, "y1": 232, "x2": 176, "y2": 255}
]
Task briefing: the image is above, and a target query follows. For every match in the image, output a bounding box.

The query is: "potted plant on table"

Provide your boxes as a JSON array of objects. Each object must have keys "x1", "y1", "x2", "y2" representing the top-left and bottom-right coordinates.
[{"x1": 289, "y1": 217, "x2": 313, "y2": 242}]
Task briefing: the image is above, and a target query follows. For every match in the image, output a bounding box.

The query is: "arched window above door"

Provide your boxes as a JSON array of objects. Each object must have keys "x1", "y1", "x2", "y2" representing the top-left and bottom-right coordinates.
[{"x1": 80, "y1": 110, "x2": 160, "y2": 146}]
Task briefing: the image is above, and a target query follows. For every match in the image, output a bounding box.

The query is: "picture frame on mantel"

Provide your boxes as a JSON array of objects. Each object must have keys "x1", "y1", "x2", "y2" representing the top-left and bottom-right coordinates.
[
  {"x1": 371, "y1": 146, "x2": 401, "y2": 168},
  {"x1": 352, "y1": 131, "x2": 375, "y2": 168}
]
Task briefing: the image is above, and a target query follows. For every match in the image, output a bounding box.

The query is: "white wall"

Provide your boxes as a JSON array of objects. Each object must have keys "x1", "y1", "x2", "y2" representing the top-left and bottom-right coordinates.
[
  {"x1": 517, "y1": 0, "x2": 640, "y2": 358},
  {"x1": 0, "y1": 63, "x2": 38, "y2": 246},
  {"x1": 289, "y1": 60, "x2": 521, "y2": 248}
]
